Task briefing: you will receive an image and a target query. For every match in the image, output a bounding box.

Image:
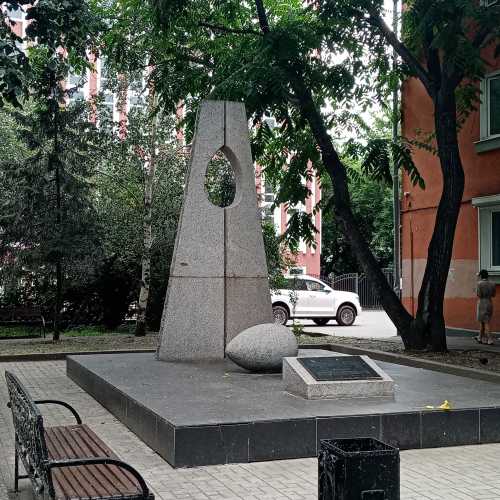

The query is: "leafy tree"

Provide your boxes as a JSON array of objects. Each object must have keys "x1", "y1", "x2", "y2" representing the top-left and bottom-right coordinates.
[
  {"x1": 0, "y1": 101, "x2": 103, "y2": 326},
  {"x1": 323, "y1": 110, "x2": 398, "y2": 277},
  {"x1": 94, "y1": 103, "x2": 187, "y2": 332},
  {"x1": 128, "y1": 0, "x2": 499, "y2": 352},
  {"x1": 322, "y1": 168, "x2": 393, "y2": 277},
  {"x1": 0, "y1": 2, "x2": 30, "y2": 107},
  {"x1": 0, "y1": 0, "x2": 103, "y2": 339}
]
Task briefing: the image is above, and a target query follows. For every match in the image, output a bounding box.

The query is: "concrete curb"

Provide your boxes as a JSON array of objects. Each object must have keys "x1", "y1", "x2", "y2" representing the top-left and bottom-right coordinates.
[
  {"x1": 0, "y1": 348, "x2": 156, "y2": 363},
  {"x1": 301, "y1": 343, "x2": 500, "y2": 384},
  {"x1": 3, "y1": 344, "x2": 500, "y2": 384}
]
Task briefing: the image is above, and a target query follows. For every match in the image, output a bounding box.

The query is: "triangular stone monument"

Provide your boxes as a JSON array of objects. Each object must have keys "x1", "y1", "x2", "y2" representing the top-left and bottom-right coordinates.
[{"x1": 157, "y1": 100, "x2": 273, "y2": 361}]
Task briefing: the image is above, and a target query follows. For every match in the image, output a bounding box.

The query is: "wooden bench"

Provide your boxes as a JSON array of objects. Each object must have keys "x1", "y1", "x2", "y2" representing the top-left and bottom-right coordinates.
[
  {"x1": 0, "y1": 306, "x2": 46, "y2": 337},
  {"x1": 5, "y1": 371, "x2": 154, "y2": 500}
]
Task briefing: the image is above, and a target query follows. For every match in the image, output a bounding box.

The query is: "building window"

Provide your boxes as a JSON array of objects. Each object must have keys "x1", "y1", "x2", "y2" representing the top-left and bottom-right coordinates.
[
  {"x1": 492, "y1": 211, "x2": 500, "y2": 267},
  {"x1": 477, "y1": 71, "x2": 500, "y2": 153},
  {"x1": 97, "y1": 59, "x2": 117, "y2": 125},
  {"x1": 473, "y1": 194, "x2": 500, "y2": 278},
  {"x1": 128, "y1": 71, "x2": 147, "y2": 113},
  {"x1": 67, "y1": 70, "x2": 86, "y2": 102},
  {"x1": 263, "y1": 178, "x2": 275, "y2": 203},
  {"x1": 484, "y1": 74, "x2": 500, "y2": 138},
  {"x1": 288, "y1": 267, "x2": 306, "y2": 276}
]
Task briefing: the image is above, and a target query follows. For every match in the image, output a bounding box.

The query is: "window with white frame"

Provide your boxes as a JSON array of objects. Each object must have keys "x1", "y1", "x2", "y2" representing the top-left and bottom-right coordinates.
[
  {"x1": 480, "y1": 71, "x2": 500, "y2": 140},
  {"x1": 473, "y1": 195, "x2": 500, "y2": 277},
  {"x1": 99, "y1": 59, "x2": 115, "y2": 119},
  {"x1": 67, "y1": 70, "x2": 87, "y2": 102},
  {"x1": 263, "y1": 177, "x2": 275, "y2": 203},
  {"x1": 128, "y1": 71, "x2": 147, "y2": 113}
]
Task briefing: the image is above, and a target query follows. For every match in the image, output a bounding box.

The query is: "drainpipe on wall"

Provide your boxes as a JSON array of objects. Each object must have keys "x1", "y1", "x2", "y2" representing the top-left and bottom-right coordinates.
[{"x1": 392, "y1": 0, "x2": 402, "y2": 299}]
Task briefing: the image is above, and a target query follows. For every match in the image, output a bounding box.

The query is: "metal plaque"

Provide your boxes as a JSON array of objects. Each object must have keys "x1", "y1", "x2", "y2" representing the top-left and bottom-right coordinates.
[{"x1": 298, "y1": 356, "x2": 382, "y2": 382}]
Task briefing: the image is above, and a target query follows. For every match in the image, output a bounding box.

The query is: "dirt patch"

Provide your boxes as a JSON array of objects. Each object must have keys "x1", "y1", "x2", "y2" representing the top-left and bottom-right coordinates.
[
  {"x1": 298, "y1": 334, "x2": 500, "y2": 373},
  {"x1": 3, "y1": 331, "x2": 500, "y2": 375},
  {"x1": 0, "y1": 333, "x2": 158, "y2": 356}
]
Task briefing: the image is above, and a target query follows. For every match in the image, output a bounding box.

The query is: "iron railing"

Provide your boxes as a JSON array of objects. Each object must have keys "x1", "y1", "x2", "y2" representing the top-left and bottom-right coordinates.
[{"x1": 308, "y1": 270, "x2": 394, "y2": 310}]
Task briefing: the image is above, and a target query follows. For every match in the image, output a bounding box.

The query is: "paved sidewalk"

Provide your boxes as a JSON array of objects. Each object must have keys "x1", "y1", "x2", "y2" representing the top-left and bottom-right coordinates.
[
  {"x1": 2, "y1": 361, "x2": 500, "y2": 500},
  {"x1": 293, "y1": 310, "x2": 398, "y2": 339}
]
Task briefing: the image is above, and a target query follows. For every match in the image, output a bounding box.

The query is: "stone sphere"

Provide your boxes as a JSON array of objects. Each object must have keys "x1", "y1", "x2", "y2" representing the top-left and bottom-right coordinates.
[{"x1": 226, "y1": 323, "x2": 298, "y2": 372}]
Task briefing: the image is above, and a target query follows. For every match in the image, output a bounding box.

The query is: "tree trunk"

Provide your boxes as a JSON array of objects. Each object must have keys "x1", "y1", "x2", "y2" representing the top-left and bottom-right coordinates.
[
  {"x1": 253, "y1": 0, "x2": 464, "y2": 352},
  {"x1": 52, "y1": 85, "x2": 62, "y2": 342},
  {"x1": 135, "y1": 92, "x2": 159, "y2": 337},
  {"x1": 412, "y1": 87, "x2": 465, "y2": 352},
  {"x1": 288, "y1": 72, "x2": 419, "y2": 347}
]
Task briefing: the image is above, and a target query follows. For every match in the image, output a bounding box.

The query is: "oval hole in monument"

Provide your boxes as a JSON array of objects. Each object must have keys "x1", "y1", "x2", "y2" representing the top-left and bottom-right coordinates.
[{"x1": 205, "y1": 150, "x2": 236, "y2": 207}]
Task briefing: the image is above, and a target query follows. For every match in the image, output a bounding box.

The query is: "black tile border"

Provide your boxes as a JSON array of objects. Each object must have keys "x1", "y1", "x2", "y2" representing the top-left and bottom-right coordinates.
[{"x1": 67, "y1": 358, "x2": 500, "y2": 468}]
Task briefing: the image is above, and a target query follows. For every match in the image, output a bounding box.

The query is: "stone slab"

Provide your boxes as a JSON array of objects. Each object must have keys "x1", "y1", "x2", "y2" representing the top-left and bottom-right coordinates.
[
  {"x1": 224, "y1": 103, "x2": 269, "y2": 279},
  {"x1": 67, "y1": 350, "x2": 500, "y2": 467},
  {"x1": 157, "y1": 277, "x2": 224, "y2": 360},
  {"x1": 283, "y1": 354, "x2": 394, "y2": 399},
  {"x1": 169, "y1": 100, "x2": 225, "y2": 279},
  {"x1": 225, "y1": 277, "x2": 273, "y2": 344}
]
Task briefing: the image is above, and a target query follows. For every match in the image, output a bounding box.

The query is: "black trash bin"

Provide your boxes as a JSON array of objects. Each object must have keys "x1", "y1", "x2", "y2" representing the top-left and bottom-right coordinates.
[{"x1": 319, "y1": 437, "x2": 400, "y2": 500}]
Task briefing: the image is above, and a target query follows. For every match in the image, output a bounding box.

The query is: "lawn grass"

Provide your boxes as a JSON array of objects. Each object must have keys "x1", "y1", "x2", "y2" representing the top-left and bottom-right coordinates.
[
  {"x1": 0, "y1": 323, "x2": 136, "y2": 339},
  {"x1": 0, "y1": 325, "x2": 43, "y2": 338}
]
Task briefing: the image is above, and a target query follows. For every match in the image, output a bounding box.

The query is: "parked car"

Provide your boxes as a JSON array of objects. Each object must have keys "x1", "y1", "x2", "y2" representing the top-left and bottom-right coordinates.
[{"x1": 271, "y1": 275, "x2": 361, "y2": 326}]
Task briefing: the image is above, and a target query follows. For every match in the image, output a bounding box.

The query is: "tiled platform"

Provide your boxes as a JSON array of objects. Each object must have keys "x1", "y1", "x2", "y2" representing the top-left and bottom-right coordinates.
[{"x1": 67, "y1": 351, "x2": 500, "y2": 468}]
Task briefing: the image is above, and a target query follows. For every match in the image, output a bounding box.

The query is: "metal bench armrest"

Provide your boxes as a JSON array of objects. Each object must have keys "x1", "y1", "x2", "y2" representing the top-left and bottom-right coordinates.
[
  {"x1": 34, "y1": 400, "x2": 82, "y2": 424},
  {"x1": 47, "y1": 457, "x2": 152, "y2": 499}
]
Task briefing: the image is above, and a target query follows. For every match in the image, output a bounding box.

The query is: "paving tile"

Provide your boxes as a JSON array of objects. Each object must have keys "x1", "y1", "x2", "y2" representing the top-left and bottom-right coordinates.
[{"x1": 3, "y1": 360, "x2": 500, "y2": 500}]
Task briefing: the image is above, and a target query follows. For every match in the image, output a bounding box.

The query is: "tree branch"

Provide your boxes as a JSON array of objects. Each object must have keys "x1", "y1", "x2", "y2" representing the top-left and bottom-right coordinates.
[
  {"x1": 254, "y1": 0, "x2": 270, "y2": 34},
  {"x1": 472, "y1": 26, "x2": 494, "y2": 49},
  {"x1": 366, "y1": 9, "x2": 435, "y2": 97},
  {"x1": 198, "y1": 21, "x2": 261, "y2": 37}
]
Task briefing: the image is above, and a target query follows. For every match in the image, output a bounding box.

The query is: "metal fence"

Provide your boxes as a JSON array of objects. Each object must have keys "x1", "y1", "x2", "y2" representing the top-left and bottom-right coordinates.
[{"x1": 312, "y1": 270, "x2": 394, "y2": 310}]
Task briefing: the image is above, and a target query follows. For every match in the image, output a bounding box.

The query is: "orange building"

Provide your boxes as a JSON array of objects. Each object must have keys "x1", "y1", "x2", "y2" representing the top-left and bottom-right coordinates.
[{"x1": 401, "y1": 44, "x2": 500, "y2": 334}]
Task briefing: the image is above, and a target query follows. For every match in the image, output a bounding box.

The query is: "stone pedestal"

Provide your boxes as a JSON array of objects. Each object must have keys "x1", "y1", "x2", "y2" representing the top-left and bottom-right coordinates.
[
  {"x1": 157, "y1": 101, "x2": 273, "y2": 361},
  {"x1": 283, "y1": 354, "x2": 394, "y2": 400}
]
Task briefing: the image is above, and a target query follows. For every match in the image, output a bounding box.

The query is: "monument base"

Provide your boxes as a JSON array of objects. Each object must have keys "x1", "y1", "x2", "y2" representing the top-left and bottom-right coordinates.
[
  {"x1": 283, "y1": 354, "x2": 394, "y2": 399},
  {"x1": 67, "y1": 351, "x2": 500, "y2": 468}
]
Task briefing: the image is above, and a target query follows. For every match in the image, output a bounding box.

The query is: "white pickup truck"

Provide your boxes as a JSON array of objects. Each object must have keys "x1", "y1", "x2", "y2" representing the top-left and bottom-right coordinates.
[{"x1": 271, "y1": 275, "x2": 361, "y2": 326}]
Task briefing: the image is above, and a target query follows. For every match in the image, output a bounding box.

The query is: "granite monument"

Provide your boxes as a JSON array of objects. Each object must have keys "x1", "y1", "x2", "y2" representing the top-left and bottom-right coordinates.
[{"x1": 157, "y1": 100, "x2": 273, "y2": 361}]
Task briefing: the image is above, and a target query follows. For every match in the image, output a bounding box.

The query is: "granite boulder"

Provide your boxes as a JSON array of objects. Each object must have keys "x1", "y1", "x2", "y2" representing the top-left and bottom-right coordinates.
[{"x1": 226, "y1": 323, "x2": 298, "y2": 372}]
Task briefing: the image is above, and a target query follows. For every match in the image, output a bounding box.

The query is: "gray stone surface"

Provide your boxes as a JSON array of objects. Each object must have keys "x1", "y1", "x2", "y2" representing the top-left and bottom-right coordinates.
[
  {"x1": 226, "y1": 323, "x2": 298, "y2": 372},
  {"x1": 68, "y1": 350, "x2": 500, "y2": 426},
  {"x1": 157, "y1": 277, "x2": 224, "y2": 361},
  {"x1": 283, "y1": 353, "x2": 394, "y2": 400},
  {"x1": 225, "y1": 277, "x2": 274, "y2": 344},
  {"x1": 224, "y1": 102, "x2": 270, "y2": 279},
  {"x1": 8, "y1": 361, "x2": 500, "y2": 500},
  {"x1": 158, "y1": 101, "x2": 272, "y2": 361}
]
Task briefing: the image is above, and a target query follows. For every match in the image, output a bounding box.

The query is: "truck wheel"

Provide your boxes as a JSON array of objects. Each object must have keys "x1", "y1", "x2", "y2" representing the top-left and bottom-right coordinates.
[
  {"x1": 336, "y1": 305, "x2": 356, "y2": 326},
  {"x1": 272, "y1": 305, "x2": 289, "y2": 325}
]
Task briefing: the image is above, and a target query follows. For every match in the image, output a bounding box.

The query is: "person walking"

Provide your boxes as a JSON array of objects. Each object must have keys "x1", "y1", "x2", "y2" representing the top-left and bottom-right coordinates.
[{"x1": 476, "y1": 269, "x2": 496, "y2": 345}]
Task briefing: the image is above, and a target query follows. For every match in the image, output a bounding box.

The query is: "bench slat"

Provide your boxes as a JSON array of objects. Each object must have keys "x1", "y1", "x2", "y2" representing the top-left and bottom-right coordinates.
[
  {"x1": 47, "y1": 427, "x2": 105, "y2": 500},
  {"x1": 56, "y1": 425, "x2": 136, "y2": 496},
  {"x1": 45, "y1": 425, "x2": 142, "y2": 500}
]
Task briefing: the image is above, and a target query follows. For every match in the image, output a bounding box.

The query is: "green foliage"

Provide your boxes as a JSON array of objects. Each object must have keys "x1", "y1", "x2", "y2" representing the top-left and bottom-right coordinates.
[
  {"x1": 322, "y1": 167, "x2": 393, "y2": 276},
  {"x1": 205, "y1": 152, "x2": 236, "y2": 208},
  {"x1": 94, "y1": 105, "x2": 187, "y2": 330},
  {"x1": 0, "y1": 101, "x2": 103, "y2": 310},
  {"x1": 0, "y1": 2, "x2": 29, "y2": 107}
]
